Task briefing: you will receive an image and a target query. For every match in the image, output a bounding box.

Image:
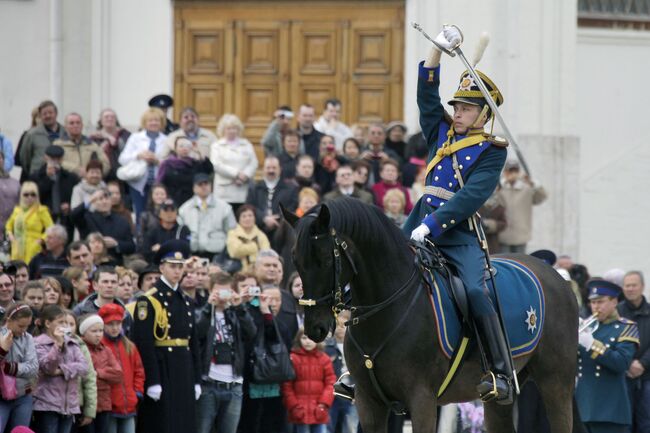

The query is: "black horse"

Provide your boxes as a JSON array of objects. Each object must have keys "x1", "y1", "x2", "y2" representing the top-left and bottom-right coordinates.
[{"x1": 283, "y1": 197, "x2": 578, "y2": 433}]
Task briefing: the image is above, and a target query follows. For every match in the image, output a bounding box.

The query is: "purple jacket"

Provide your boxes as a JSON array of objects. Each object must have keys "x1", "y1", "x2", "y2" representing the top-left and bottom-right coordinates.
[{"x1": 33, "y1": 333, "x2": 89, "y2": 415}]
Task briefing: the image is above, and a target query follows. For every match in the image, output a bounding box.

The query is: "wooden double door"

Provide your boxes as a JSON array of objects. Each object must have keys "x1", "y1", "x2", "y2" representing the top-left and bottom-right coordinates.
[{"x1": 174, "y1": 1, "x2": 405, "y2": 147}]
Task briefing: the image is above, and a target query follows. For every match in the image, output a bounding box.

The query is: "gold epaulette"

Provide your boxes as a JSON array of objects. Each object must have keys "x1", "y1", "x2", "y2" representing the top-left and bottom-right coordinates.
[
  {"x1": 125, "y1": 288, "x2": 159, "y2": 317},
  {"x1": 143, "y1": 292, "x2": 169, "y2": 342},
  {"x1": 486, "y1": 135, "x2": 509, "y2": 148}
]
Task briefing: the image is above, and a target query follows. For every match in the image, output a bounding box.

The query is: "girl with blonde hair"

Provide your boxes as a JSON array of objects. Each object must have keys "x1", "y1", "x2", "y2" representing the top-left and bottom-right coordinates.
[{"x1": 5, "y1": 181, "x2": 53, "y2": 263}]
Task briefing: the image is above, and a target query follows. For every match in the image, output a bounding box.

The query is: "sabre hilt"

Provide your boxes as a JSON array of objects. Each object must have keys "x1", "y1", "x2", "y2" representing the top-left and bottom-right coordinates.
[{"x1": 411, "y1": 22, "x2": 463, "y2": 57}]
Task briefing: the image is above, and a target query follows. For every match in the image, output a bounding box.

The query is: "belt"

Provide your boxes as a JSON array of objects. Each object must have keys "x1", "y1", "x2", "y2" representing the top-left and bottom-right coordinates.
[
  {"x1": 202, "y1": 378, "x2": 240, "y2": 389},
  {"x1": 154, "y1": 338, "x2": 189, "y2": 347},
  {"x1": 424, "y1": 186, "x2": 455, "y2": 201}
]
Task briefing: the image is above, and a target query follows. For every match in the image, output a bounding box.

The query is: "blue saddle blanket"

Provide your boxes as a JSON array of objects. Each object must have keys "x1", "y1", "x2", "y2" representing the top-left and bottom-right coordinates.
[{"x1": 429, "y1": 257, "x2": 545, "y2": 359}]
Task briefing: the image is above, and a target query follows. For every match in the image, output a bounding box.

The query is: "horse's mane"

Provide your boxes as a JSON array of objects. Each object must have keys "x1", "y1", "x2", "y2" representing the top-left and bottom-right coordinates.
[{"x1": 295, "y1": 197, "x2": 410, "y2": 255}]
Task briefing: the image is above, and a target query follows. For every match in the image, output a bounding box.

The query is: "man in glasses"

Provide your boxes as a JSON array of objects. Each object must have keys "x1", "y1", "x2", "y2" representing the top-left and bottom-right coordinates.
[{"x1": 70, "y1": 188, "x2": 135, "y2": 265}]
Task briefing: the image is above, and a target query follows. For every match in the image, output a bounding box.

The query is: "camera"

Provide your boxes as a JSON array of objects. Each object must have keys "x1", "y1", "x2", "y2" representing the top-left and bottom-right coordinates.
[
  {"x1": 62, "y1": 326, "x2": 72, "y2": 337},
  {"x1": 199, "y1": 258, "x2": 210, "y2": 268},
  {"x1": 218, "y1": 289, "x2": 232, "y2": 300},
  {"x1": 248, "y1": 286, "x2": 261, "y2": 297}
]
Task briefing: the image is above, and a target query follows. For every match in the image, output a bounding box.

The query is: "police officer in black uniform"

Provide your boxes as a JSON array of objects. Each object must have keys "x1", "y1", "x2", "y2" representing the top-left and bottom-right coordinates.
[
  {"x1": 131, "y1": 239, "x2": 202, "y2": 433},
  {"x1": 149, "y1": 94, "x2": 179, "y2": 135}
]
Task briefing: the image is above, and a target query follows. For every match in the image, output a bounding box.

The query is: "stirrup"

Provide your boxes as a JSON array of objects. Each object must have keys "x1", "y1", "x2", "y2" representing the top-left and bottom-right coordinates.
[
  {"x1": 477, "y1": 371, "x2": 512, "y2": 404},
  {"x1": 333, "y1": 372, "x2": 355, "y2": 402}
]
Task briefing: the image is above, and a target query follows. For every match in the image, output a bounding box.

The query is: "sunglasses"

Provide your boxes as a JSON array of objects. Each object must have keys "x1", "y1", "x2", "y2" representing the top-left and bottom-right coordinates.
[{"x1": 22, "y1": 192, "x2": 37, "y2": 197}]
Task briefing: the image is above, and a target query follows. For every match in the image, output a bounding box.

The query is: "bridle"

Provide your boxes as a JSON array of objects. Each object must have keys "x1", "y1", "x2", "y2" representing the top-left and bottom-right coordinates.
[{"x1": 298, "y1": 227, "x2": 358, "y2": 315}]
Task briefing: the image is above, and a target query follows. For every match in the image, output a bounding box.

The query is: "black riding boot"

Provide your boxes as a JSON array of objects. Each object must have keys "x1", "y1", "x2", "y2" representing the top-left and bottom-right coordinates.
[
  {"x1": 333, "y1": 372, "x2": 355, "y2": 401},
  {"x1": 475, "y1": 314, "x2": 515, "y2": 405}
]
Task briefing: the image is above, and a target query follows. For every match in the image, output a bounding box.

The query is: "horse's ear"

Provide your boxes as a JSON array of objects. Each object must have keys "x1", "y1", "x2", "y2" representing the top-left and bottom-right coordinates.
[
  {"x1": 280, "y1": 203, "x2": 299, "y2": 228},
  {"x1": 315, "y1": 204, "x2": 331, "y2": 232}
]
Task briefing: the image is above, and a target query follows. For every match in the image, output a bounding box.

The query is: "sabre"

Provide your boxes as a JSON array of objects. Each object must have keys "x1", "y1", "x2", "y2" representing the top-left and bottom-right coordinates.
[{"x1": 411, "y1": 22, "x2": 532, "y2": 177}]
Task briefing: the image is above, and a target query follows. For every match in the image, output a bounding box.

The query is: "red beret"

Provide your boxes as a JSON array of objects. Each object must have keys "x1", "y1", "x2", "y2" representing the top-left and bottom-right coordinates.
[{"x1": 98, "y1": 303, "x2": 125, "y2": 324}]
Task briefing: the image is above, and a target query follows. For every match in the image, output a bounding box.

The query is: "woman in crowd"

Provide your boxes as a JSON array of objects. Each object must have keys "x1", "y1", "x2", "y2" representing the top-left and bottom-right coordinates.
[
  {"x1": 54, "y1": 276, "x2": 75, "y2": 309},
  {"x1": 276, "y1": 271, "x2": 304, "y2": 341},
  {"x1": 5, "y1": 181, "x2": 54, "y2": 264},
  {"x1": 115, "y1": 267, "x2": 137, "y2": 305},
  {"x1": 42, "y1": 277, "x2": 64, "y2": 308},
  {"x1": 106, "y1": 180, "x2": 135, "y2": 235},
  {"x1": 118, "y1": 108, "x2": 167, "y2": 219},
  {"x1": 136, "y1": 183, "x2": 168, "y2": 247},
  {"x1": 351, "y1": 160, "x2": 372, "y2": 192},
  {"x1": 61, "y1": 267, "x2": 90, "y2": 306},
  {"x1": 79, "y1": 314, "x2": 122, "y2": 433},
  {"x1": 70, "y1": 160, "x2": 107, "y2": 209},
  {"x1": 89, "y1": 108, "x2": 131, "y2": 181},
  {"x1": 383, "y1": 189, "x2": 407, "y2": 227},
  {"x1": 294, "y1": 188, "x2": 319, "y2": 218},
  {"x1": 195, "y1": 272, "x2": 256, "y2": 433},
  {"x1": 281, "y1": 327, "x2": 336, "y2": 433},
  {"x1": 371, "y1": 159, "x2": 413, "y2": 214},
  {"x1": 157, "y1": 136, "x2": 214, "y2": 207},
  {"x1": 32, "y1": 305, "x2": 89, "y2": 433},
  {"x1": 98, "y1": 303, "x2": 144, "y2": 433},
  {"x1": 87, "y1": 232, "x2": 116, "y2": 267},
  {"x1": 226, "y1": 205, "x2": 271, "y2": 274},
  {"x1": 0, "y1": 303, "x2": 39, "y2": 432},
  {"x1": 210, "y1": 114, "x2": 258, "y2": 213},
  {"x1": 286, "y1": 155, "x2": 321, "y2": 194},
  {"x1": 384, "y1": 121, "x2": 408, "y2": 160},
  {"x1": 61, "y1": 310, "x2": 97, "y2": 432},
  {"x1": 341, "y1": 138, "x2": 362, "y2": 163}
]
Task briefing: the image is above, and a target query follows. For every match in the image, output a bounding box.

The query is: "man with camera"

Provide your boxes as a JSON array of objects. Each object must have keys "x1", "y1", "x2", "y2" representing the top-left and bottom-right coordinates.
[
  {"x1": 195, "y1": 272, "x2": 256, "y2": 433},
  {"x1": 263, "y1": 106, "x2": 295, "y2": 157}
]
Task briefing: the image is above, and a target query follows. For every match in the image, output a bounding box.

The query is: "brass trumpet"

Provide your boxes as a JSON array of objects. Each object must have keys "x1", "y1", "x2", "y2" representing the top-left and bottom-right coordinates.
[{"x1": 578, "y1": 313, "x2": 599, "y2": 334}]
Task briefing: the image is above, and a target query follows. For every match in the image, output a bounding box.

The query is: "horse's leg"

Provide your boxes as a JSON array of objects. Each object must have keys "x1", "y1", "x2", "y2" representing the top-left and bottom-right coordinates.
[
  {"x1": 355, "y1": 390, "x2": 389, "y2": 433},
  {"x1": 407, "y1": 390, "x2": 438, "y2": 433},
  {"x1": 483, "y1": 401, "x2": 515, "y2": 433},
  {"x1": 534, "y1": 373, "x2": 574, "y2": 433}
]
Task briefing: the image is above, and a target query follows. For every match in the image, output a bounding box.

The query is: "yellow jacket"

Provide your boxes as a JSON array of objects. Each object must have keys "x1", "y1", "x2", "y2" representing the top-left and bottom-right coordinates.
[
  {"x1": 226, "y1": 224, "x2": 270, "y2": 273},
  {"x1": 5, "y1": 205, "x2": 53, "y2": 263}
]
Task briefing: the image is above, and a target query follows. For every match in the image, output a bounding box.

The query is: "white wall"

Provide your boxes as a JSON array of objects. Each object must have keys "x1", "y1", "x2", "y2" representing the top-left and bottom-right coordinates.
[{"x1": 576, "y1": 28, "x2": 650, "y2": 277}]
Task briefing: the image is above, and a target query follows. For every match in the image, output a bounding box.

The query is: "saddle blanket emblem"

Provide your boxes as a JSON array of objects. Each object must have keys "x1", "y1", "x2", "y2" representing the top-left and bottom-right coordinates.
[{"x1": 429, "y1": 258, "x2": 545, "y2": 359}]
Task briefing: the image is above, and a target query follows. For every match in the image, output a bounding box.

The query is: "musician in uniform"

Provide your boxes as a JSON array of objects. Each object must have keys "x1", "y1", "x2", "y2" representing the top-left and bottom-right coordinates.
[
  {"x1": 576, "y1": 279, "x2": 639, "y2": 433},
  {"x1": 131, "y1": 239, "x2": 202, "y2": 433},
  {"x1": 149, "y1": 94, "x2": 179, "y2": 135},
  {"x1": 405, "y1": 26, "x2": 513, "y2": 404}
]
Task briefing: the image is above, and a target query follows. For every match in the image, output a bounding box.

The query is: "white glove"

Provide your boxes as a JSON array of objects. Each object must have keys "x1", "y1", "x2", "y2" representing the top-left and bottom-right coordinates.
[
  {"x1": 146, "y1": 384, "x2": 162, "y2": 401},
  {"x1": 443, "y1": 26, "x2": 462, "y2": 47},
  {"x1": 578, "y1": 331, "x2": 595, "y2": 350},
  {"x1": 410, "y1": 224, "x2": 430, "y2": 242},
  {"x1": 434, "y1": 26, "x2": 461, "y2": 51},
  {"x1": 195, "y1": 384, "x2": 202, "y2": 400}
]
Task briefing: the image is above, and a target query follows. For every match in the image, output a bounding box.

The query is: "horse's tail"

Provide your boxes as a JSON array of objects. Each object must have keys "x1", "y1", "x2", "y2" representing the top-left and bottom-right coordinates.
[{"x1": 572, "y1": 395, "x2": 587, "y2": 433}]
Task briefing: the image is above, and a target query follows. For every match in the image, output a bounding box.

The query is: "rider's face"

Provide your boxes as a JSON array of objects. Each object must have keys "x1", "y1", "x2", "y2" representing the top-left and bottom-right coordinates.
[{"x1": 452, "y1": 102, "x2": 483, "y2": 134}]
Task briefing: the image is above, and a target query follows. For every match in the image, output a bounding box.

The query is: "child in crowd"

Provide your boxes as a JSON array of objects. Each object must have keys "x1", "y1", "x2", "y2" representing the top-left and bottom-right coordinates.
[
  {"x1": 0, "y1": 303, "x2": 38, "y2": 432},
  {"x1": 78, "y1": 314, "x2": 122, "y2": 433},
  {"x1": 98, "y1": 303, "x2": 144, "y2": 433},
  {"x1": 281, "y1": 327, "x2": 336, "y2": 433},
  {"x1": 23, "y1": 281, "x2": 44, "y2": 313},
  {"x1": 42, "y1": 277, "x2": 64, "y2": 307},
  {"x1": 61, "y1": 310, "x2": 97, "y2": 431},
  {"x1": 62, "y1": 267, "x2": 91, "y2": 305},
  {"x1": 295, "y1": 188, "x2": 319, "y2": 218},
  {"x1": 32, "y1": 305, "x2": 89, "y2": 433},
  {"x1": 382, "y1": 189, "x2": 407, "y2": 227}
]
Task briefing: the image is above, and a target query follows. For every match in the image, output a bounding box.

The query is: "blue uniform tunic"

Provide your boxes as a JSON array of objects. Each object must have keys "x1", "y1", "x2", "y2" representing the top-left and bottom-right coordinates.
[
  {"x1": 404, "y1": 62, "x2": 507, "y2": 316},
  {"x1": 576, "y1": 315, "x2": 639, "y2": 431}
]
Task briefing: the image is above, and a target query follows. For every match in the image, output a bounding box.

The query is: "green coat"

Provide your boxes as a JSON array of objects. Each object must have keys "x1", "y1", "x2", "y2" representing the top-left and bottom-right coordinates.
[
  {"x1": 77, "y1": 337, "x2": 97, "y2": 419},
  {"x1": 19, "y1": 123, "x2": 63, "y2": 175}
]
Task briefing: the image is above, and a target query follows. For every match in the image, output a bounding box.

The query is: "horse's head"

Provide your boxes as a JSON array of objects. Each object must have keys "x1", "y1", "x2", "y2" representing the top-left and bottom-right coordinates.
[{"x1": 282, "y1": 203, "x2": 357, "y2": 342}]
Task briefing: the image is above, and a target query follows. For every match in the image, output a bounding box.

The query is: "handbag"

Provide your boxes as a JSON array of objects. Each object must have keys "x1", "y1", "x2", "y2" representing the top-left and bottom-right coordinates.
[
  {"x1": 116, "y1": 159, "x2": 147, "y2": 182},
  {"x1": 213, "y1": 248, "x2": 243, "y2": 275},
  {"x1": 0, "y1": 363, "x2": 17, "y2": 400},
  {"x1": 250, "y1": 317, "x2": 295, "y2": 384}
]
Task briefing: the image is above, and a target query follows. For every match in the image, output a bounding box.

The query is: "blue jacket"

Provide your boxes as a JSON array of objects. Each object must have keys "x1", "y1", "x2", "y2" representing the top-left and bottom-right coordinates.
[
  {"x1": 403, "y1": 62, "x2": 507, "y2": 246},
  {"x1": 576, "y1": 315, "x2": 639, "y2": 425},
  {"x1": 0, "y1": 134, "x2": 14, "y2": 172}
]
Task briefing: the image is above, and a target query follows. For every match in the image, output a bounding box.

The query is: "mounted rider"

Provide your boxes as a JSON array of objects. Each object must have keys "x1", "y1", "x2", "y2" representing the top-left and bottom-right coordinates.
[{"x1": 405, "y1": 26, "x2": 513, "y2": 404}]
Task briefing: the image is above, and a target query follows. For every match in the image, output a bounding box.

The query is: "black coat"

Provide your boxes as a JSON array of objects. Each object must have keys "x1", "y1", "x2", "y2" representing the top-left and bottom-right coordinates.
[
  {"x1": 70, "y1": 204, "x2": 135, "y2": 263},
  {"x1": 301, "y1": 128, "x2": 324, "y2": 162},
  {"x1": 618, "y1": 297, "x2": 650, "y2": 381},
  {"x1": 279, "y1": 152, "x2": 299, "y2": 180},
  {"x1": 196, "y1": 303, "x2": 257, "y2": 378},
  {"x1": 132, "y1": 278, "x2": 202, "y2": 433},
  {"x1": 158, "y1": 157, "x2": 214, "y2": 207},
  {"x1": 141, "y1": 222, "x2": 191, "y2": 262},
  {"x1": 31, "y1": 165, "x2": 79, "y2": 215},
  {"x1": 245, "y1": 180, "x2": 298, "y2": 229},
  {"x1": 28, "y1": 251, "x2": 69, "y2": 279}
]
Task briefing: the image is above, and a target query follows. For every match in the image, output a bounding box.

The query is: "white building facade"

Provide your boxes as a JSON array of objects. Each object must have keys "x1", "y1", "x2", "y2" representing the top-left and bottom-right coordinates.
[{"x1": 1, "y1": 0, "x2": 649, "y2": 277}]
